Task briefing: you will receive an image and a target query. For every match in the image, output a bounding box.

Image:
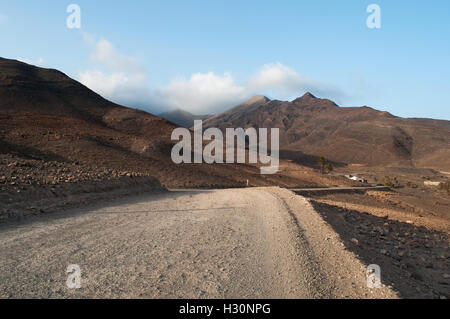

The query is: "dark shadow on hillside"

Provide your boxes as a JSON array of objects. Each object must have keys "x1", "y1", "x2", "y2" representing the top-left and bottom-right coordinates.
[
  {"x1": 0, "y1": 139, "x2": 69, "y2": 162},
  {"x1": 309, "y1": 200, "x2": 449, "y2": 299}
]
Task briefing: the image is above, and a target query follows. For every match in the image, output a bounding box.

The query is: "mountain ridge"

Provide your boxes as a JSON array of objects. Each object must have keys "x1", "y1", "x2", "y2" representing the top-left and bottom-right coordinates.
[
  {"x1": 203, "y1": 93, "x2": 450, "y2": 170},
  {"x1": 0, "y1": 57, "x2": 286, "y2": 188}
]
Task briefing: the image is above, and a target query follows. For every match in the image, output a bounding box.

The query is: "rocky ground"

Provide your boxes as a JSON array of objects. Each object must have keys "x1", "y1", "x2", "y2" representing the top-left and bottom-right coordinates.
[
  {"x1": 308, "y1": 196, "x2": 449, "y2": 299},
  {"x1": 0, "y1": 154, "x2": 154, "y2": 187},
  {"x1": 0, "y1": 150, "x2": 361, "y2": 224},
  {"x1": 1, "y1": 151, "x2": 448, "y2": 299},
  {"x1": 0, "y1": 153, "x2": 164, "y2": 223},
  {"x1": 306, "y1": 166, "x2": 450, "y2": 299}
]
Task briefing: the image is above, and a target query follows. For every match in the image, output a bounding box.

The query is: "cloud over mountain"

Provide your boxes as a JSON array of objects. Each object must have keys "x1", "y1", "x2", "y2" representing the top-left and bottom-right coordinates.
[
  {"x1": 247, "y1": 62, "x2": 345, "y2": 102},
  {"x1": 78, "y1": 38, "x2": 151, "y2": 109},
  {"x1": 153, "y1": 72, "x2": 248, "y2": 114},
  {"x1": 78, "y1": 38, "x2": 345, "y2": 114}
]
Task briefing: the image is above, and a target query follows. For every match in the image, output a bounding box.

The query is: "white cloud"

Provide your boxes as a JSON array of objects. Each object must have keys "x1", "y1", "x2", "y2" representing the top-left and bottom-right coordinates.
[
  {"x1": 248, "y1": 62, "x2": 345, "y2": 101},
  {"x1": 90, "y1": 39, "x2": 143, "y2": 74},
  {"x1": 153, "y1": 72, "x2": 248, "y2": 114},
  {"x1": 248, "y1": 62, "x2": 306, "y2": 94},
  {"x1": 78, "y1": 38, "x2": 345, "y2": 114},
  {"x1": 78, "y1": 38, "x2": 151, "y2": 108},
  {"x1": 78, "y1": 38, "x2": 248, "y2": 113},
  {"x1": 78, "y1": 70, "x2": 129, "y2": 97},
  {"x1": 78, "y1": 69, "x2": 151, "y2": 108}
]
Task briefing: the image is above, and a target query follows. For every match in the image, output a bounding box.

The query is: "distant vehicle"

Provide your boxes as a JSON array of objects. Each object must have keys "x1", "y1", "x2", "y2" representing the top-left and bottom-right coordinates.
[{"x1": 346, "y1": 175, "x2": 368, "y2": 184}]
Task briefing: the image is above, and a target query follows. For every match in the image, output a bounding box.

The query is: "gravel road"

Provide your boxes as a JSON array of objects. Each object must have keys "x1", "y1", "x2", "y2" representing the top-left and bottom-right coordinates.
[{"x1": 0, "y1": 187, "x2": 398, "y2": 299}]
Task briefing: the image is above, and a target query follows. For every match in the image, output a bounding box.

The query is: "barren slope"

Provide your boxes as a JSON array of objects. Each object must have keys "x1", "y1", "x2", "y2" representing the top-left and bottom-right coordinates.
[
  {"x1": 0, "y1": 58, "x2": 299, "y2": 190},
  {"x1": 203, "y1": 93, "x2": 450, "y2": 170}
]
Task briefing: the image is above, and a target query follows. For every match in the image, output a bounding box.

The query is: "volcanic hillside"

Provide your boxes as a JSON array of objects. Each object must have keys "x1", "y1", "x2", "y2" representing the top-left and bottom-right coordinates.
[
  {"x1": 203, "y1": 93, "x2": 450, "y2": 170},
  {"x1": 0, "y1": 57, "x2": 294, "y2": 189}
]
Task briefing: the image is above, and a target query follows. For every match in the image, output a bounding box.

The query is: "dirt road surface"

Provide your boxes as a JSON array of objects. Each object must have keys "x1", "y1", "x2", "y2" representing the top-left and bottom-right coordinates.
[{"x1": 0, "y1": 187, "x2": 397, "y2": 298}]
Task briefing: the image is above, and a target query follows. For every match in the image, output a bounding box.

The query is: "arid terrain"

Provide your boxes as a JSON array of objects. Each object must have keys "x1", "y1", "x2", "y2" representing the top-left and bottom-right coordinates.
[
  {"x1": 204, "y1": 93, "x2": 450, "y2": 170},
  {"x1": 0, "y1": 58, "x2": 448, "y2": 299},
  {"x1": 0, "y1": 57, "x2": 359, "y2": 222}
]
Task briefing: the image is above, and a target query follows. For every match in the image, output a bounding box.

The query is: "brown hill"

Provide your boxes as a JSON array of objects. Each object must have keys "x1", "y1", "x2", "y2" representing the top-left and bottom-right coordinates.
[
  {"x1": 0, "y1": 57, "x2": 298, "y2": 191},
  {"x1": 203, "y1": 93, "x2": 450, "y2": 170}
]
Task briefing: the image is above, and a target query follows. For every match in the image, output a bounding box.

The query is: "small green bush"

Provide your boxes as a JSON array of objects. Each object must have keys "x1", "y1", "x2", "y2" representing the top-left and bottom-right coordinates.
[{"x1": 383, "y1": 176, "x2": 399, "y2": 188}]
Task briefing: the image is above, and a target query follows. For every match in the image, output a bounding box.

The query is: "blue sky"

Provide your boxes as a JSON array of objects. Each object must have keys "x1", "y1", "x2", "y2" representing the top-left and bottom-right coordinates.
[{"x1": 0, "y1": 0, "x2": 449, "y2": 119}]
